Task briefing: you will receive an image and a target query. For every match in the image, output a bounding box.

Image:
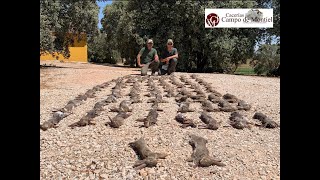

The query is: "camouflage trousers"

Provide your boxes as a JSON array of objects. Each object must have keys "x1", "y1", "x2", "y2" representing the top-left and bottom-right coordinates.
[{"x1": 160, "y1": 58, "x2": 177, "y2": 75}]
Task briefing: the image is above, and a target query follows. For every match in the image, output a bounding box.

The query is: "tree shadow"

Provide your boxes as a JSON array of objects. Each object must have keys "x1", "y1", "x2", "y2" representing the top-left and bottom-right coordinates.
[
  {"x1": 40, "y1": 64, "x2": 86, "y2": 69},
  {"x1": 40, "y1": 64, "x2": 68, "y2": 69},
  {"x1": 89, "y1": 62, "x2": 138, "y2": 69}
]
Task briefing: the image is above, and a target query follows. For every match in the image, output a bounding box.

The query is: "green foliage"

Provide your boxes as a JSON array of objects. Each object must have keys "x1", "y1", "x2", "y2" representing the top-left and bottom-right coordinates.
[
  {"x1": 40, "y1": 0, "x2": 99, "y2": 57},
  {"x1": 250, "y1": 44, "x2": 280, "y2": 76},
  {"x1": 234, "y1": 66, "x2": 256, "y2": 75},
  {"x1": 40, "y1": 0, "x2": 60, "y2": 55},
  {"x1": 98, "y1": 0, "x2": 279, "y2": 72},
  {"x1": 40, "y1": 0, "x2": 280, "y2": 73},
  {"x1": 256, "y1": 0, "x2": 280, "y2": 43},
  {"x1": 235, "y1": 68, "x2": 256, "y2": 75}
]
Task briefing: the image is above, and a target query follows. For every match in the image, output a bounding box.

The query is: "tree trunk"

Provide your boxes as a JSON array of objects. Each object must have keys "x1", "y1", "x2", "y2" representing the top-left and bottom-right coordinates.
[
  {"x1": 232, "y1": 62, "x2": 239, "y2": 74},
  {"x1": 196, "y1": 52, "x2": 207, "y2": 73}
]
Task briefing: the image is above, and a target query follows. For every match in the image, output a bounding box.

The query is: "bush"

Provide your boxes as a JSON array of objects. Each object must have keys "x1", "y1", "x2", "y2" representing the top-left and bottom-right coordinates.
[
  {"x1": 88, "y1": 34, "x2": 119, "y2": 64},
  {"x1": 267, "y1": 65, "x2": 280, "y2": 77},
  {"x1": 251, "y1": 44, "x2": 280, "y2": 76}
]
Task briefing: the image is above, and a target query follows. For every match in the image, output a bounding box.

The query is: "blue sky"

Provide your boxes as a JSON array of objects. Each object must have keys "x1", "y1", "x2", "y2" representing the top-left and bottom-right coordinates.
[{"x1": 97, "y1": 1, "x2": 113, "y2": 29}]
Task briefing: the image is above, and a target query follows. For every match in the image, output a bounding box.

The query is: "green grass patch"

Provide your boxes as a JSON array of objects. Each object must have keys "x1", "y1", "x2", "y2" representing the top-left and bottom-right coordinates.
[{"x1": 234, "y1": 66, "x2": 256, "y2": 75}]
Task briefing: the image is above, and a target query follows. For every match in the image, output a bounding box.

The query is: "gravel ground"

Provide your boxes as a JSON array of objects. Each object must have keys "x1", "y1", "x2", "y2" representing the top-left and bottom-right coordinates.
[{"x1": 40, "y1": 61, "x2": 280, "y2": 180}]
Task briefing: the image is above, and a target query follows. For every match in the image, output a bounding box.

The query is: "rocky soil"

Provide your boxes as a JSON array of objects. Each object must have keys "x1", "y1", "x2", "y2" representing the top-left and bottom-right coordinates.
[{"x1": 40, "y1": 61, "x2": 280, "y2": 180}]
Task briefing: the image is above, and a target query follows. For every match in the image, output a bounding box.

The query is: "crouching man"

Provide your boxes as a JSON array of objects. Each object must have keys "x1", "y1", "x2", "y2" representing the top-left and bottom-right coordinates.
[
  {"x1": 160, "y1": 39, "x2": 178, "y2": 75},
  {"x1": 137, "y1": 39, "x2": 159, "y2": 76}
]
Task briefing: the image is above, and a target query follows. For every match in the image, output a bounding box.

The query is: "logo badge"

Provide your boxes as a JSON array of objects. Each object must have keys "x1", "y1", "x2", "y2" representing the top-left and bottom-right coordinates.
[
  {"x1": 205, "y1": 9, "x2": 273, "y2": 28},
  {"x1": 206, "y1": 13, "x2": 220, "y2": 27}
]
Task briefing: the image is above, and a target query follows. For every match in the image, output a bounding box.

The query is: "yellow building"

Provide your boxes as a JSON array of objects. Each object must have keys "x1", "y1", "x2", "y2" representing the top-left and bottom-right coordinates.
[{"x1": 40, "y1": 33, "x2": 88, "y2": 62}]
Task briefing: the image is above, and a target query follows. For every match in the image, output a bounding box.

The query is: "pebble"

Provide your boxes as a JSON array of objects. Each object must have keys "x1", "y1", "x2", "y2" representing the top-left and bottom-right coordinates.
[
  {"x1": 139, "y1": 169, "x2": 148, "y2": 177},
  {"x1": 89, "y1": 173, "x2": 95, "y2": 180},
  {"x1": 148, "y1": 168, "x2": 156, "y2": 174},
  {"x1": 90, "y1": 164, "x2": 96, "y2": 170},
  {"x1": 99, "y1": 174, "x2": 108, "y2": 179},
  {"x1": 94, "y1": 169, "x2": 100, "y2": 174}
]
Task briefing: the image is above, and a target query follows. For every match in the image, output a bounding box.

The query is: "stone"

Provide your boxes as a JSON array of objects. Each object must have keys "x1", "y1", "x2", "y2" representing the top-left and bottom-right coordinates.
[
  {"x1": 139, "y1": 169, "x2": 148, "y2": 177},
  {"x1": 100, "y1": 174, "x2": 109, "y2": 179}
]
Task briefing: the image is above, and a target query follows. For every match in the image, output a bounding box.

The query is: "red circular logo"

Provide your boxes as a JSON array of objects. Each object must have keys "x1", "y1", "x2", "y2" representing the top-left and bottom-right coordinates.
[{"x1": 206, "y1": 13, "x2": 220, "y2": 27}]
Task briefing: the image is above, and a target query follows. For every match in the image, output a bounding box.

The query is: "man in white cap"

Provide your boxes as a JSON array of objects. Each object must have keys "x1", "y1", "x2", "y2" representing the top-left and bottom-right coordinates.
[
  {"x1": 160, "y1": 39, "x2": 178, "y2": 75},
  {"x1": 137, "y1": 39, "x2": 159, "y2": 76}
]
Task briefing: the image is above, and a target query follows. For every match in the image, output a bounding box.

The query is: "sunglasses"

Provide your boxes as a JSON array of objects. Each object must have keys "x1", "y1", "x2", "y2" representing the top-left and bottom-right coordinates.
[{"x1": 167, "y1": 43, "x2": 173, "y2": 45}]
